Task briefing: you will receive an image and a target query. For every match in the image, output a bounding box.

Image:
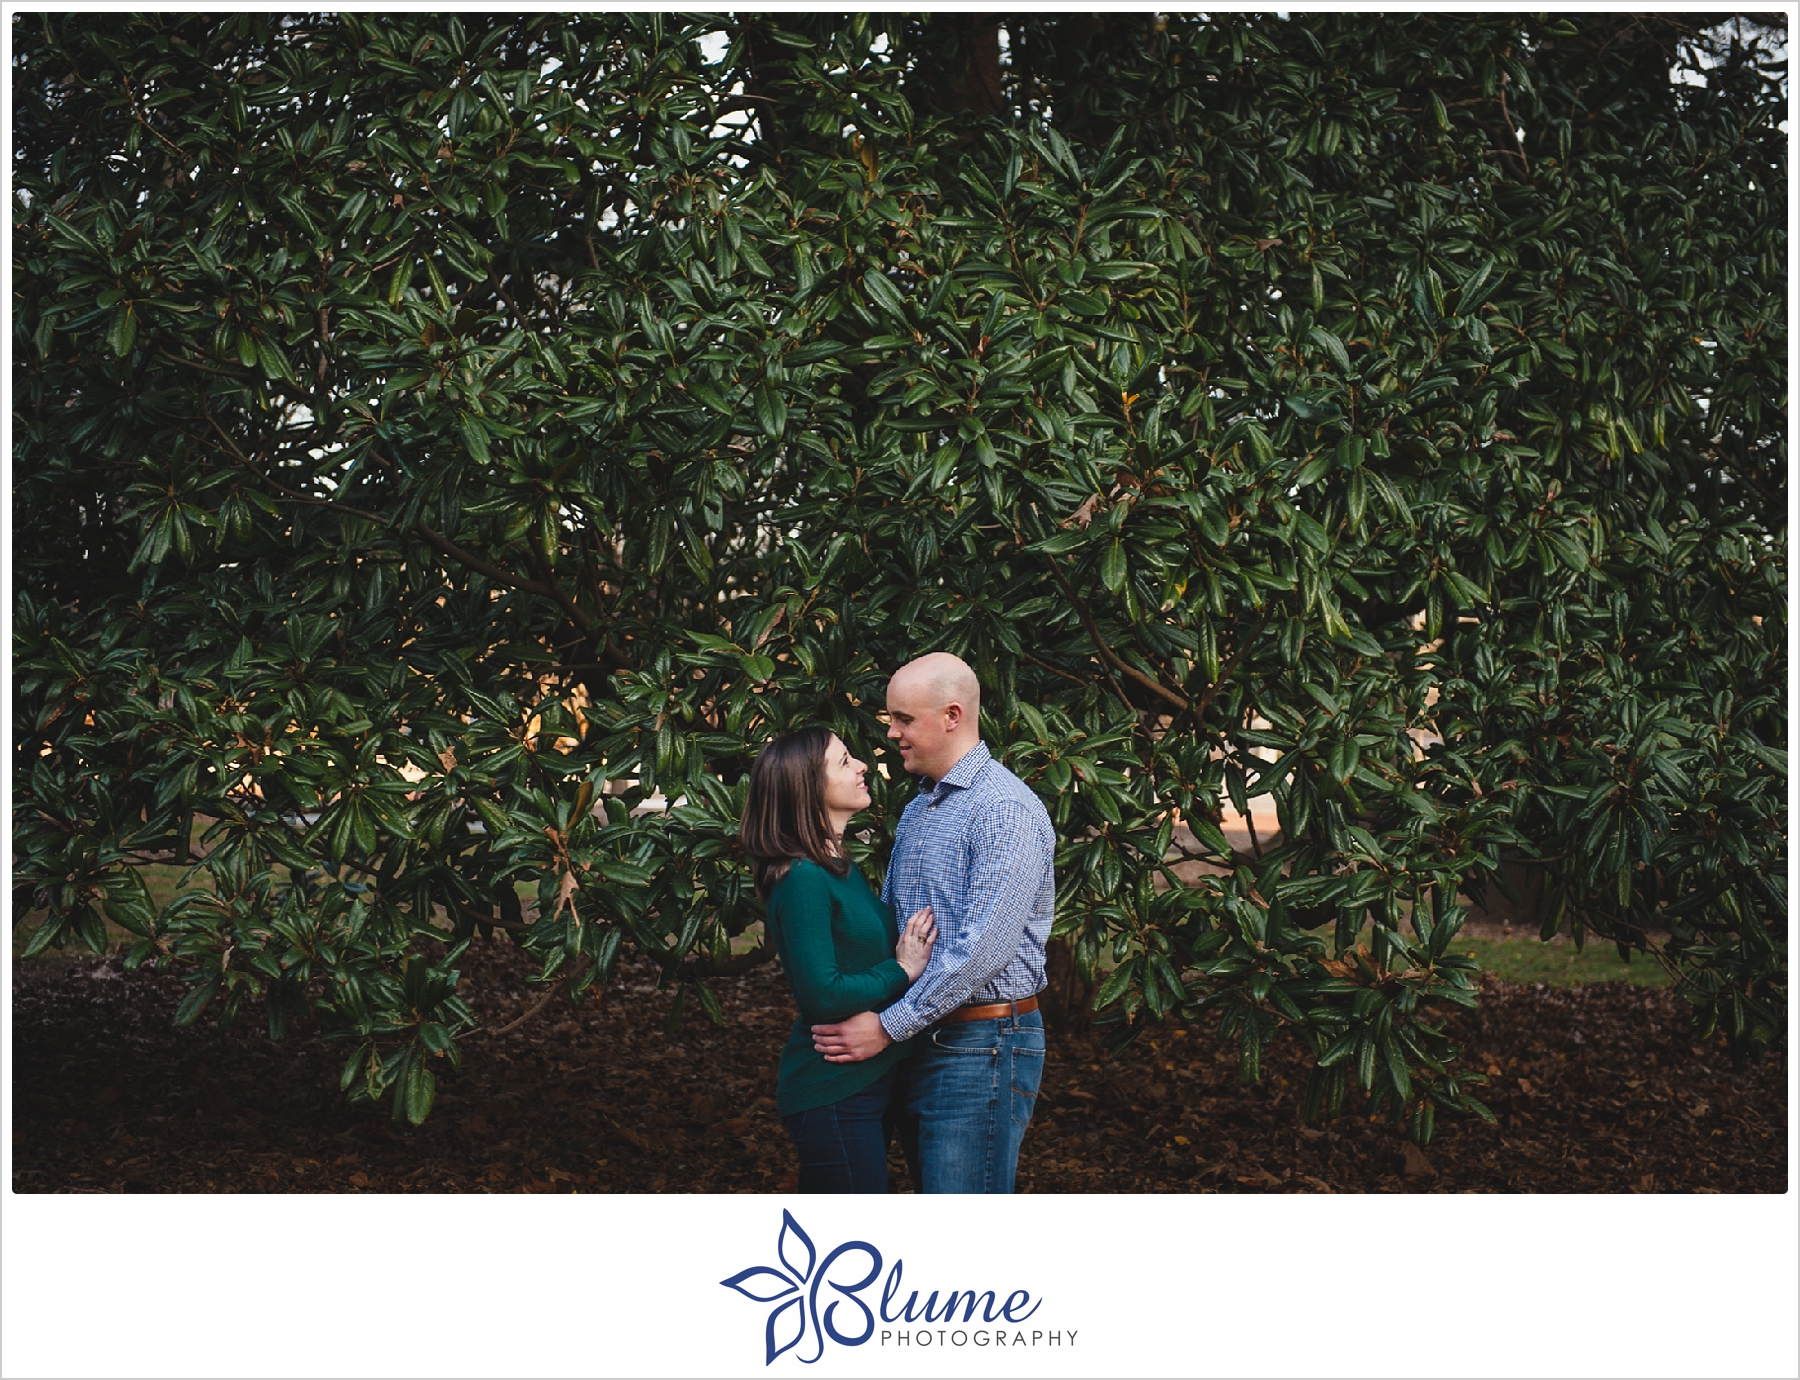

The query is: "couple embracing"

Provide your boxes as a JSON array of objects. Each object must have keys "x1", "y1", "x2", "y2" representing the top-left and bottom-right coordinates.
[{"x1": 739, "y1": 652, "x2": 1054, "y2": 1194}]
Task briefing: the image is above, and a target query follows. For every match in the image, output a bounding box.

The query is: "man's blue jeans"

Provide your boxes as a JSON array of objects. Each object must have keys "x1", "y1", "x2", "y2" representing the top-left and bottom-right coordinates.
[
  {"x1": 781, "y1": 1065, "x2": 897, "y2": 1193},
  {"x1": 893, "y1": 1009, "x2": 1045, "y2": 1193}
]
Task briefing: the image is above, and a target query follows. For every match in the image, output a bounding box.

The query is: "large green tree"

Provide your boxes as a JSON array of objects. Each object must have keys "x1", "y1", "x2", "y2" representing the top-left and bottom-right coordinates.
[{"x1": 13, "y1": 13, "x2": 1784, "y2": 1140}]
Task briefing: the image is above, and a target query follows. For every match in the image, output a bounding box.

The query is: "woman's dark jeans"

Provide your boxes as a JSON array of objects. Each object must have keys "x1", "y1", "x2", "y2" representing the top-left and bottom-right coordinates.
[{"x1": 780, "y1": 1065, "x2": 897, "y2": 1193}]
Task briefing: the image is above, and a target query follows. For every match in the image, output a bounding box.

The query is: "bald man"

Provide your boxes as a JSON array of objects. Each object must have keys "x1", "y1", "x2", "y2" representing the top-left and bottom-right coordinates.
[{"x1": 811, "y1": 652, "x2": 1055, "y2": 1193}]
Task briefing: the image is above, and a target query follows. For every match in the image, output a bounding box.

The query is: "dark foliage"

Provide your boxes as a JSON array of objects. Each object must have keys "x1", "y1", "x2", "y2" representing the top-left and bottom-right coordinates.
[{"x1": 12, "y1": 14, "x2": 1785, "y2": 1144}]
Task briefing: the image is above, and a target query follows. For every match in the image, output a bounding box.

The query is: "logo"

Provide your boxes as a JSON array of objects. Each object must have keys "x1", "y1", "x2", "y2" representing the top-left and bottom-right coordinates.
[{"x1": 720, "y1": 1212, "x2": 1070, "y2": 1366}]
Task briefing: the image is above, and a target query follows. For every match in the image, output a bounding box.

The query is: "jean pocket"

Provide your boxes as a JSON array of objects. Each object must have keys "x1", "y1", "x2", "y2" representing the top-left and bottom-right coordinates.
[
  {"x1": 1011, "y1": 1042, "x2": 1045, "y2": 1088},
  {"x1": 1010, "y1": 1052, "x2": 1045, "y2": 1130},
  {"x1": 930, "y1": 1024, "x2": 1000, "y2": 1055}
]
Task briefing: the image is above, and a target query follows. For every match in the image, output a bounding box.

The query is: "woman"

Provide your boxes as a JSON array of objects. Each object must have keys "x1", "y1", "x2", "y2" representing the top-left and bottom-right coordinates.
[{"x1": 741, "y1": 725, "x2": 936, "y2": 1193}]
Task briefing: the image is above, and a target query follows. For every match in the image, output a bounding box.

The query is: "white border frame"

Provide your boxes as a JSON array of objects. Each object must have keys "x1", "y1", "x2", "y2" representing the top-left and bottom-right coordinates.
[{"x1": 4, "y1": 4, "x2": 1795, "y2": 1377}]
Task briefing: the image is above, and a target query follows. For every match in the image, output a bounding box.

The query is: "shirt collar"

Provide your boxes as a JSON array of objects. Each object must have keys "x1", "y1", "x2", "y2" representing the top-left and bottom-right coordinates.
[{"x1": 922, "y1": 741, "x2": 991, "y2": 796}]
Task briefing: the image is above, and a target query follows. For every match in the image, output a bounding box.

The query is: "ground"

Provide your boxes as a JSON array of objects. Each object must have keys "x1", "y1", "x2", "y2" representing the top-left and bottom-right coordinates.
[{"x1": 10, "y1": 935, "x2": 1785, "y2": 1194}]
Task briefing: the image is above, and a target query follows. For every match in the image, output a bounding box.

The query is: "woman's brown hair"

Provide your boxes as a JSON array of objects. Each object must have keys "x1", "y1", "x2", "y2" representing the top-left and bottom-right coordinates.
[{"x1": 740, "y1": 726, "x2": 851, "y2": 898}]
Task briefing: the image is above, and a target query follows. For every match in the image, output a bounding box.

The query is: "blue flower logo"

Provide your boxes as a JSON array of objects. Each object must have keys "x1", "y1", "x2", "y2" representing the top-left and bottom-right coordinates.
[
  {"x1": 720, "y1": 1211, "x2": 883, "y2": 1365},
  {"x1": 720, "y1": 1210, "x2": 817, "y2": 1365}
]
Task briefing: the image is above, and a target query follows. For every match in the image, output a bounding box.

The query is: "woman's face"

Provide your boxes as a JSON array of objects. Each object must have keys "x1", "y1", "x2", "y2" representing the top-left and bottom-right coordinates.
[{"x1": 820, "y1": 734, "x2": 871, "y2": 818}]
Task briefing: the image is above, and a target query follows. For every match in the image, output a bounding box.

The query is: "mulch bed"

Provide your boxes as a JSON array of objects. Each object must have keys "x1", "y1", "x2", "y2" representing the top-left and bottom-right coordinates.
[{"x1": 11, "y1": 939, "x2": 1786, "y2": 1193}]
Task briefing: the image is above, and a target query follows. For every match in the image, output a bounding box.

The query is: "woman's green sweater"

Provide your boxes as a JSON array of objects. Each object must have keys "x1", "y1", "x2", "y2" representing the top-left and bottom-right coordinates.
[{"x1": 764, "y1": 857, "x2": 913, "y2": 1116}]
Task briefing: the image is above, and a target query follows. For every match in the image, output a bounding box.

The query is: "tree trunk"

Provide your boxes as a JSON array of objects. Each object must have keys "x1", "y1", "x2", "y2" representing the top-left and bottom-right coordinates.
[
  {"x1": 1012, "y1": 14, "x2": 1158, "y2": 148},
  {"x1": 1040, "y1": 936, "x2": 1095, "y2": 1031},
  {"x1": 906, "y1": 13, "x2": 1005, "y2": 120}
]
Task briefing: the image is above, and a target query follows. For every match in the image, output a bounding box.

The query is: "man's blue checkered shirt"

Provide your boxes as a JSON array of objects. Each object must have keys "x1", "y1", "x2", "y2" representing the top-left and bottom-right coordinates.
[{"x1": 877, "y1": 741, "x2": 1056, "y2": 1043}]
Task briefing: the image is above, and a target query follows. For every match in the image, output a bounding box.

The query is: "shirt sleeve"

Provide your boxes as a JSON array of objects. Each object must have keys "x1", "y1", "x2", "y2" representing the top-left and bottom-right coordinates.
[
  {"x1": 880, "y1": 807, "x2": 907, "y2": 909},
  {"x1": 774, "y1": 865, "x2": 910, "y2": 1024},
  {"x1": 878, "y1": 799, "x2": 1050, "y2": 1042}
]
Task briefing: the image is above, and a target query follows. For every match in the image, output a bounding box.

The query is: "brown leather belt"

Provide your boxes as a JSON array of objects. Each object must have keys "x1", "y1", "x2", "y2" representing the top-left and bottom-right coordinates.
[{"x1": 942, "y1": 995, "x2": 1039, "y2": 1024}]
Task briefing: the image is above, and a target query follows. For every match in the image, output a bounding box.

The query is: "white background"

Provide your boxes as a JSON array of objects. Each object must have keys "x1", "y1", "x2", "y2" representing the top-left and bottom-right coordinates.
[{"x1": 4, "y1": 1191, "x2": 1797, "y2": 1377}]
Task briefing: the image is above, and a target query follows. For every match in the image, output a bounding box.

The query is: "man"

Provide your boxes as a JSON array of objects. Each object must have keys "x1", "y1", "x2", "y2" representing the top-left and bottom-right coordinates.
[{"x1": 810, "y1": 651, "x2": 1055, "y2": 1193}]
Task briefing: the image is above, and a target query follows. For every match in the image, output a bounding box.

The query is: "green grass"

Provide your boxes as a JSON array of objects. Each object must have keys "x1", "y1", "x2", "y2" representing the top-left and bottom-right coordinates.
[
  {"x1": 1456, "y1": 931, "x2": 1671, "y2": 988},
  {"x1": 12, "y1": 863, "x2": 193, "y2": 959}
]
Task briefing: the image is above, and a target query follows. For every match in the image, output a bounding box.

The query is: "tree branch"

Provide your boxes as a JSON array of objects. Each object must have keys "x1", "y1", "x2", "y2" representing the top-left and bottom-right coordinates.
[
  {"x1": 550, "y1": 648, "x2": 633, "y2": 681},
  {"x1": 121, "y1": 72, "x2": 184, "y2": 160},
  {"x1": 454, "y1": 899, "x2": 527, "y2": 933},
  {"x1": 472, "y1": 958, "x2": 593, "y2": 1039},
  {"x1": 271, "y1": 492, "x2": 389, "y2": 525},
  {"x1": 491, "y1": 987, "x2": 561, "y2": 1037},
  {"x1": 1194, "y1": 609, "x2": 1273, "y2": 722},
  {"x1": 681, "y1": 940, "x2": 776, "y2": 981},
  {"x1": 202, "y1": 415, "x2": 389, "y2": 525},
  {"x1": 527, "y1": 546, "x2": 597, "y2": 634},
  {"x1": 156, "y1": 347, "x2": 251, "y2": 379},
  {"x1": 486, "y1": 268, "x2": 531, "y2": 332},
  {"x1": 210, "y1": 422, "x2": 605, "y2": 647},
  {"x1": 1045, "y1": 556, "x2": 1194, "y2": 713},
  {"x1": 411, "y1": 519, "x2": 584, "y2": 619},
  {"x1": 1018, "y1": 647, "x2": 1091, "y2": 687}
]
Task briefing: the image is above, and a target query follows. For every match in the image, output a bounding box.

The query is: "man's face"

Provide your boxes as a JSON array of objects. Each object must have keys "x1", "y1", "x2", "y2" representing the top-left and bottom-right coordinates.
[{"x1": 884, "y1": 673, "x2": 956, "y2": 779}]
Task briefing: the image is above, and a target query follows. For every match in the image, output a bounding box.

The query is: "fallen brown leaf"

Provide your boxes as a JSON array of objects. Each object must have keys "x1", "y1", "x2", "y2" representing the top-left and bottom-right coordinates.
[{"x1": 10, "y1": 944, "x2": 1786, "y2": 1196}]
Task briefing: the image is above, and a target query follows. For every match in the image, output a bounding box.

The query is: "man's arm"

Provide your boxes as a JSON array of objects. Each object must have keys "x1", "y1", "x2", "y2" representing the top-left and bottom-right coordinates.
[{"x1": 847, "y1": 799, "x2": 1049, "y2": 1049}]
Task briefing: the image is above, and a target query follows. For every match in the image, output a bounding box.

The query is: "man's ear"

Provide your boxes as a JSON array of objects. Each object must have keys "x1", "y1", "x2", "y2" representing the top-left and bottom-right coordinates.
[{"x1": 942, "y1": 701, "x2": 965, "y2": 731}]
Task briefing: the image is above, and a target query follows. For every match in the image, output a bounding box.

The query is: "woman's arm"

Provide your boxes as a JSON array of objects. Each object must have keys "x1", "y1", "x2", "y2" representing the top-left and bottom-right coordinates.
[{"x1": 773, "y1": 867, "x2": 910, "y2": 1023}]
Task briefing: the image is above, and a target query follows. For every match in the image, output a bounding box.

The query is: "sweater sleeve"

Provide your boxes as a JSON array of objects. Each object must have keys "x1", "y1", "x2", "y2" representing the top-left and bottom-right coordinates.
[{"x1": 773, "y1": 865, "x2": 910, "y2": 1023}]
